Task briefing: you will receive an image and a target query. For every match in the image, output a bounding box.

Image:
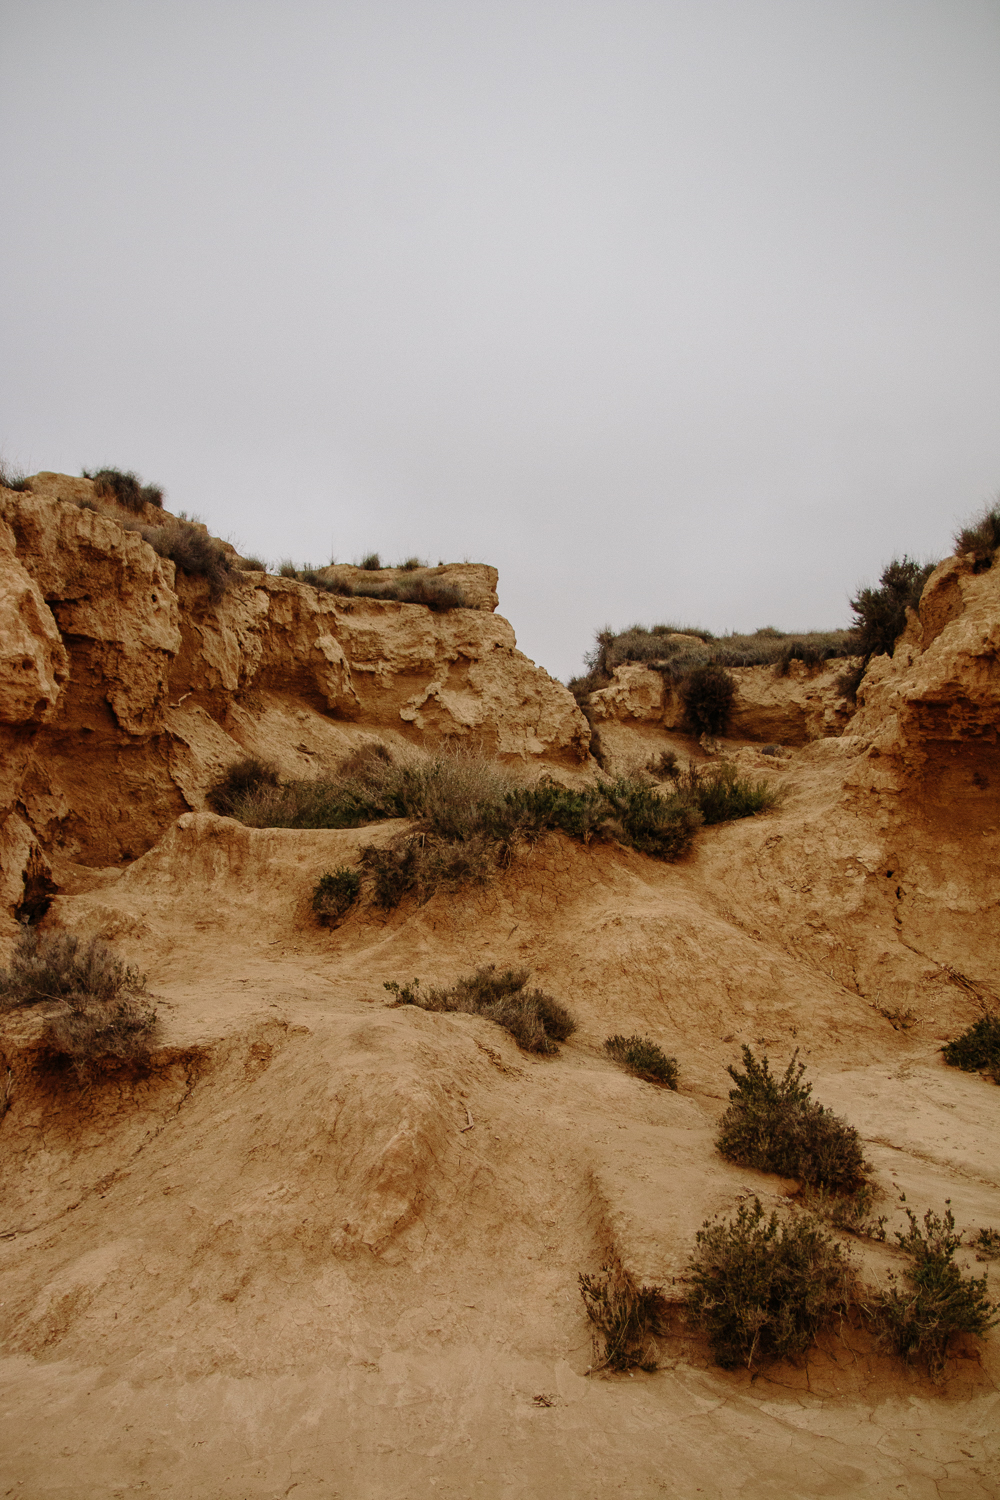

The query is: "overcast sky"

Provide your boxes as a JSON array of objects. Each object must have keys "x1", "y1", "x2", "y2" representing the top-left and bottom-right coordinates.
[{"x1": 2, "y1": 1, "x2": 998, "y2": 682}]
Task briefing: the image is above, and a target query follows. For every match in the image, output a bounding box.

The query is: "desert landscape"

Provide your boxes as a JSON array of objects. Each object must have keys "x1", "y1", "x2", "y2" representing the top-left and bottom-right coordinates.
[{"x1": 1, "y1": 470, "x2": 999, "y2": 1499}]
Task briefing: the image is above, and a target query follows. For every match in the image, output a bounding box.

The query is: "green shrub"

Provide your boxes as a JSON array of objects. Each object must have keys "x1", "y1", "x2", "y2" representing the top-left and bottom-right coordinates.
[
  {"x1": 716, "y1": 1047, "x2": 867, "y2": 1192},
  {"x1": 206, "y1": 756, "x2": 280, "y2": 817},
  {"x1": 604, "y1": 1034, "x2": 678, "y2": 1088},
  {"x1": 579, "y1": 1262, "x2": 668, "y2": 1372},
  {"x1": 954, "y1": 501, "x2": 1000, "y2": 572},
  {"x1": 973, "y1": 1227, "x2": 1000, "y2": 1261},
  {"x1": 685, "y1": 1198, "x2": 856, "y2": 1369},
  {"x1": 0, "y1": 927, "x2": 157, "y2": 1080},
  {"x1": 682, "y1": 762, "x2": 780, "y2": 825},
  {"x1": 646, "y1": 750, "x2": 679, "y2": 781},
  {"x1": 942, "y1": 1013, "x2": 1000, "y2": 1082},
  {"x1": 83, "y1": 467, "x2": 164, "y2": 512},
  {"x1": 311, "y1": 867, "x2": 361, "y2": 926},
  {"x1": 871, "y1": 1204, "x2": 999, "y2": 1376},
  {"x1": 136, "y1": 519, "x2": 234, "y2": 600},
  {"x1": 384, "y1": 964, "x2": 576, "y2": 1054},
  {"x1": 681, "y1": 664, "x2": 736, "y2": 735},
  {"x1": 0, "y1": 462, "x2": 31, "y2": 492},
  {"x1": 850, "y1": 556, "x2": 935, "y2": 661}
]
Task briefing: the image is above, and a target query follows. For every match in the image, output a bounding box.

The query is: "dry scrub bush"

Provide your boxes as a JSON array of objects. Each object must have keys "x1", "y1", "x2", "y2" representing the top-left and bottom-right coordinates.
[
  {"x1": 871, "y1": 1204, "x2": 999, "y2": 1376},
  {"x1": 83, "y1": 466, "x2": 164, "y2": 511},
  {"x1": 206, "y1": 755, "x2": 281, "y2": 817},
  {"x1": 942, "y1": 1012, "x2": 1000, "y2": 1083},
  {"x1": 681, "y1": 762, "x2": 780, "y2": 825},
  {"x1": 579, "y1": 1262, "x2": 668, "y2": 1372},
  {"x1": 681, "y1": 664, "x2": 736, "y2": 735},
  {"x1": 849, "y1": 556, "x2": 936, "y2": 663},
  {"x1": 716, "y1": 1047, "x2": 867, "y2": 1193},
  {"x1": 0, "y1": 462, "x2": 31, "y2": 492},
  {"x1": 384, "y1": 964, "x2": 576, "y2": 1054},
  {"x1": 954, "y1": 501, "x2": 1000, "y2": 572},
  {"x1": 604, "y1": 1034, "x2": 678, "y2": 1088},
  {"x1": 311, "y1": 867, "x2": 361, "y2": 926},
  {"x1": 0, "y1": 928, "x2": 156, "y2": 1079},
  {"x1": 685, "y1": 1198, "x2": 857, "y2": 1370}
]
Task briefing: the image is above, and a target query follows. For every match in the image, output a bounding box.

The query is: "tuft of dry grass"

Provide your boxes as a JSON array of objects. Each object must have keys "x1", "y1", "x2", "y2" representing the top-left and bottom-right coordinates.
[
  {"x1": 384, "y1": 965, "x2": 576, "y2": 1054},
  {"x1": 579, "y1": 1261, "x2": 668, "y2": 1372}
]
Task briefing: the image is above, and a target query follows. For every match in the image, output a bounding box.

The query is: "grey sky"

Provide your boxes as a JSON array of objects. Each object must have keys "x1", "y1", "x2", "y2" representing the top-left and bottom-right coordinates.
[{"x1": 2, "y1": 1, "x2": 998, "y2": 682}]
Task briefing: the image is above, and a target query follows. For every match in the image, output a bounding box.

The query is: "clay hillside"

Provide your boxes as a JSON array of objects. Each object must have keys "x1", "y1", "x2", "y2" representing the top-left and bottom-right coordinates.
[{"x1": 1, "y1": 470, "x2": 999, "y2": 1499}]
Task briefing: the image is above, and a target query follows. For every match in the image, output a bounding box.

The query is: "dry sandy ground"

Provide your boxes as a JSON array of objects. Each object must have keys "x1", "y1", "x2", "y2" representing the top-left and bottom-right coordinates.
[{"x1": 2, "y1": 746, "x2": 999, "y2": 1498}]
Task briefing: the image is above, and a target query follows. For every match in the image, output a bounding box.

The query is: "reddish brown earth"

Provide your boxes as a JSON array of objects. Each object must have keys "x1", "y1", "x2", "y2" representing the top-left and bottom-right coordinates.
[{"x1": 1, "y1": 476, "x2": 998, "y2": 1498}]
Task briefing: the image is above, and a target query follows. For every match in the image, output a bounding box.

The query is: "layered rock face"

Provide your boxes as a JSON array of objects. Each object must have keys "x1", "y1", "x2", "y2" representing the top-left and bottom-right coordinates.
[
  {"x1": 0, "y1": 477, "x2": 588, "y2": 902},
  {"x1": 588, "y1": 657, "x2": 857, "y2": 744}
]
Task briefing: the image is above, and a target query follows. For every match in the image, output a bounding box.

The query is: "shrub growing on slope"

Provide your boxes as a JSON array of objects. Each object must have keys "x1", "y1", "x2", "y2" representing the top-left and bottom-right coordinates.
[
  {"x1": 681, "y1": 664, "x2": 736, "y2": 736},
  {"x1": 942, "y1": 1012, "x2": 1000, "y2": 1083},
  {"x1": 579, "y1": 1262, "x2": 668, "y2": 1372},
  {"x1": 849, "y1": 556, "x2": 936, "y2": 663},
  {"x1": 716, "y1": 1047, "x2": 867, "y2": 1192},
  {"x1": 954, "y1": 501, "x2": 1000, "y2": 572},
  {"x1": 872, "y1": 1204, "x2": 999, "y2": 1376},
  {"x1": 604, "y1": 1034, "x2": 678, "y2": 1088},
  {"x1": 682, "y1": 762, "x2": 781, "y2": 825},
  {"x1": 686, "y1": 1198, "x2": 857, "y2": 1370},
  {"x1": 384, "y1": 964, "x2": 576, "y2": 1054},
  {"x1": 0, "y1": 927, "x2": 157, "y2": 1079},
  {"x1": 83, "y1": 467, "x2": 164, "y2": 512},
  {"x1": 311, "y1": 867, "x2": 362, "y2": 926}
]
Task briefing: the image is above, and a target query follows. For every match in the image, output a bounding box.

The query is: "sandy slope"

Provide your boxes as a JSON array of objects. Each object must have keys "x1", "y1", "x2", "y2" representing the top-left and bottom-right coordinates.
[{"x1": 2, "y1": 747, "x2": 999, "y2": 1497}]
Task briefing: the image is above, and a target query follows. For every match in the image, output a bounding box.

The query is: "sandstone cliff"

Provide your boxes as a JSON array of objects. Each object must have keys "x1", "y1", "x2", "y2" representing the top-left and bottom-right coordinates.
[{"x1": 0, "y1": 475, "x2": 589, "y2": 904}]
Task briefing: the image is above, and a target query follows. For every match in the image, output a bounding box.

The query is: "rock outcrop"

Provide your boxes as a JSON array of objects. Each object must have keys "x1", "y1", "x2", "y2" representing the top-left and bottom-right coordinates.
[
  {"x1": 588, "y1": 657, "x2": 857, "y2": 744},
  {"x1": 0, "y1": 476, "x2": 589, "y2": 895}
]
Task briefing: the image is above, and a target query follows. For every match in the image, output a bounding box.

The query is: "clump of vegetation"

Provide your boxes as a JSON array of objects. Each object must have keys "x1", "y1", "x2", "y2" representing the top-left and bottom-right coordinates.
[
  {"x1": 311, "y1": 867, "x2": 361, "y2": 926},
  {"x1": 0, "y1": 927, "x2": 157, "y2": 1079},
  {"x1": 359, "y1": 551, "x2": 382, "y2": 570},
  {"x1": 604, "y1": 1034, "x2": 678, "y2": 1088},
  {"x1": 849, "y1": 556, "x2": 936, "y2": 663},
  {"x1": 277, "y1": 563, "x2": 468, "y2": 611},
  {"x1": 206, "y1": 755, "x2": 280, "y2": 817},
  {"x1": 212, "y1": 744, "x2": 712, "y2": 908},
  {"x1": 135, "y1": 518, "x2": 235, "y2": 600},
  {"x1": 871, "y1": 1204, "x2": 999, "y2": 1376},
  {"x1": 954, "y1": 501, "x2": 1000, "y2": 572},
  {"x1": 681, "y1": 664, "x2": 736, "y2": 736},
  {"x1": 399, "y1": 556, "x2": 426, "y2": 570},
  {"x1": 716, "y1": 1047, "x2": 867, "y2": 1192},
  {"x1": 685, "y1": 1197, "x2": 857, "y2": 1370},
  {"x1": 942, "y1": 1012, "x2": 1000, "y2": 1083},
  {"x1": 384, "y1": 964, "x2": 576, "y2": 1054},
  {"x1": 681, "y1": 762, "x2": 780, "y2": 825},
  {"x1": 83, "y1": 467, "x2": 164, "y2": 512},
  {"x1": 646, "y1": 749, "x2": 679, "y2": 780},
  {"x1": 239, "y1": 556, "x2": 268, "y2": 572},
  {"x1": 801, "y1": 1183, "x2": 887, "y2": 1241},
  {"x1": 579, "y1": 1262, "x2": 668, "y2": 1372},
  {"x1": 972, "y1": 1228, "x2": 1000, "y2": 1261},
  {"x1": 0, "y1": 461, "x2": 31, "y2": 491}
]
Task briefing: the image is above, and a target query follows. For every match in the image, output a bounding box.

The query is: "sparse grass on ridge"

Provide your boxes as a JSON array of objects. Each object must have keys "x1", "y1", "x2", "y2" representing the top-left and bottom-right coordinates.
[
  {"x1": 384, "y1": 965, "x2": 576, "y2": 1054},
  {"x1": 0, "y1": 927, "x2": 157, "y2": 1080}
]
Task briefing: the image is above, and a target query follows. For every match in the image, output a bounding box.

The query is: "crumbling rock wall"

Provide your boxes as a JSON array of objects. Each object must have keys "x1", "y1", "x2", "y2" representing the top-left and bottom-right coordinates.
[{"x1": 0, "y1": 476, "x2": 588, "y2": 906}]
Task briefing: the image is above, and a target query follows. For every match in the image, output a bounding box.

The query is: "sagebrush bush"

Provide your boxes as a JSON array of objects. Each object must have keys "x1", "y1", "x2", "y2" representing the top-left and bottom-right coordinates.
[
  {"x1": 0, "y1": 462, "x2": 31, "y2": 492},
  {"x1": 682, "y1": 762, "x2": 780, "y2": 825},
  {"x1": 850, "y1": 556, "x2": 935, "y2": 662},
  {"x1": 954, "y1": 501, "x2": 1000, "y2": 572},
  {"x1": 872, "y1": 1204, "x2": 999, "y2": 1376},
  {"x1": 359, "y1": 552, "x2": 382, "y2": 570},
  {"x1": 579, "y1": 1262, "x2": 668, "y2": 1372},
  {"x1": 137, "y1": 519, "x2": 234, "y2": 600},
  {"x1": 716, "y1": 1047, "x2": 867, "y2": 1192},
  {"x1": 311, "y1": 867, "x2": 361, "y2": 926},
  {"x1": 384, "y1": 964, "x2": 576, "y2": 1054},
  {"x1": 646, "y1": 749, "x2": 679, "y2": 781},
  {"x1": 604, "y1": 1034, "x2": 678, "y2": 1088},
  {"x1": 801, "y1": 1183, "x2": 887, "y2": 1241},
  {"x1": 681, "y1": 664, "x2": 736, "y2": 736},
  {"x1": 685, "y1": 1198, "x2": 857, "y2": 1369},
  {"x1": 942, "y1": 1012, "x2": 1000, "y2": 1083},
  {"x1": 0, "y1": 927, "x2": 156, "y2": 1079},
  {"x1": 83, "y1": 467, "x2": 164, "y2": 512},
  {"x1": 206, "y1": 756, "x2": 280, "y2": 817},
  {"x1": 973, "y1": 1228, "x2": 1000, "y2": 1260}
]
